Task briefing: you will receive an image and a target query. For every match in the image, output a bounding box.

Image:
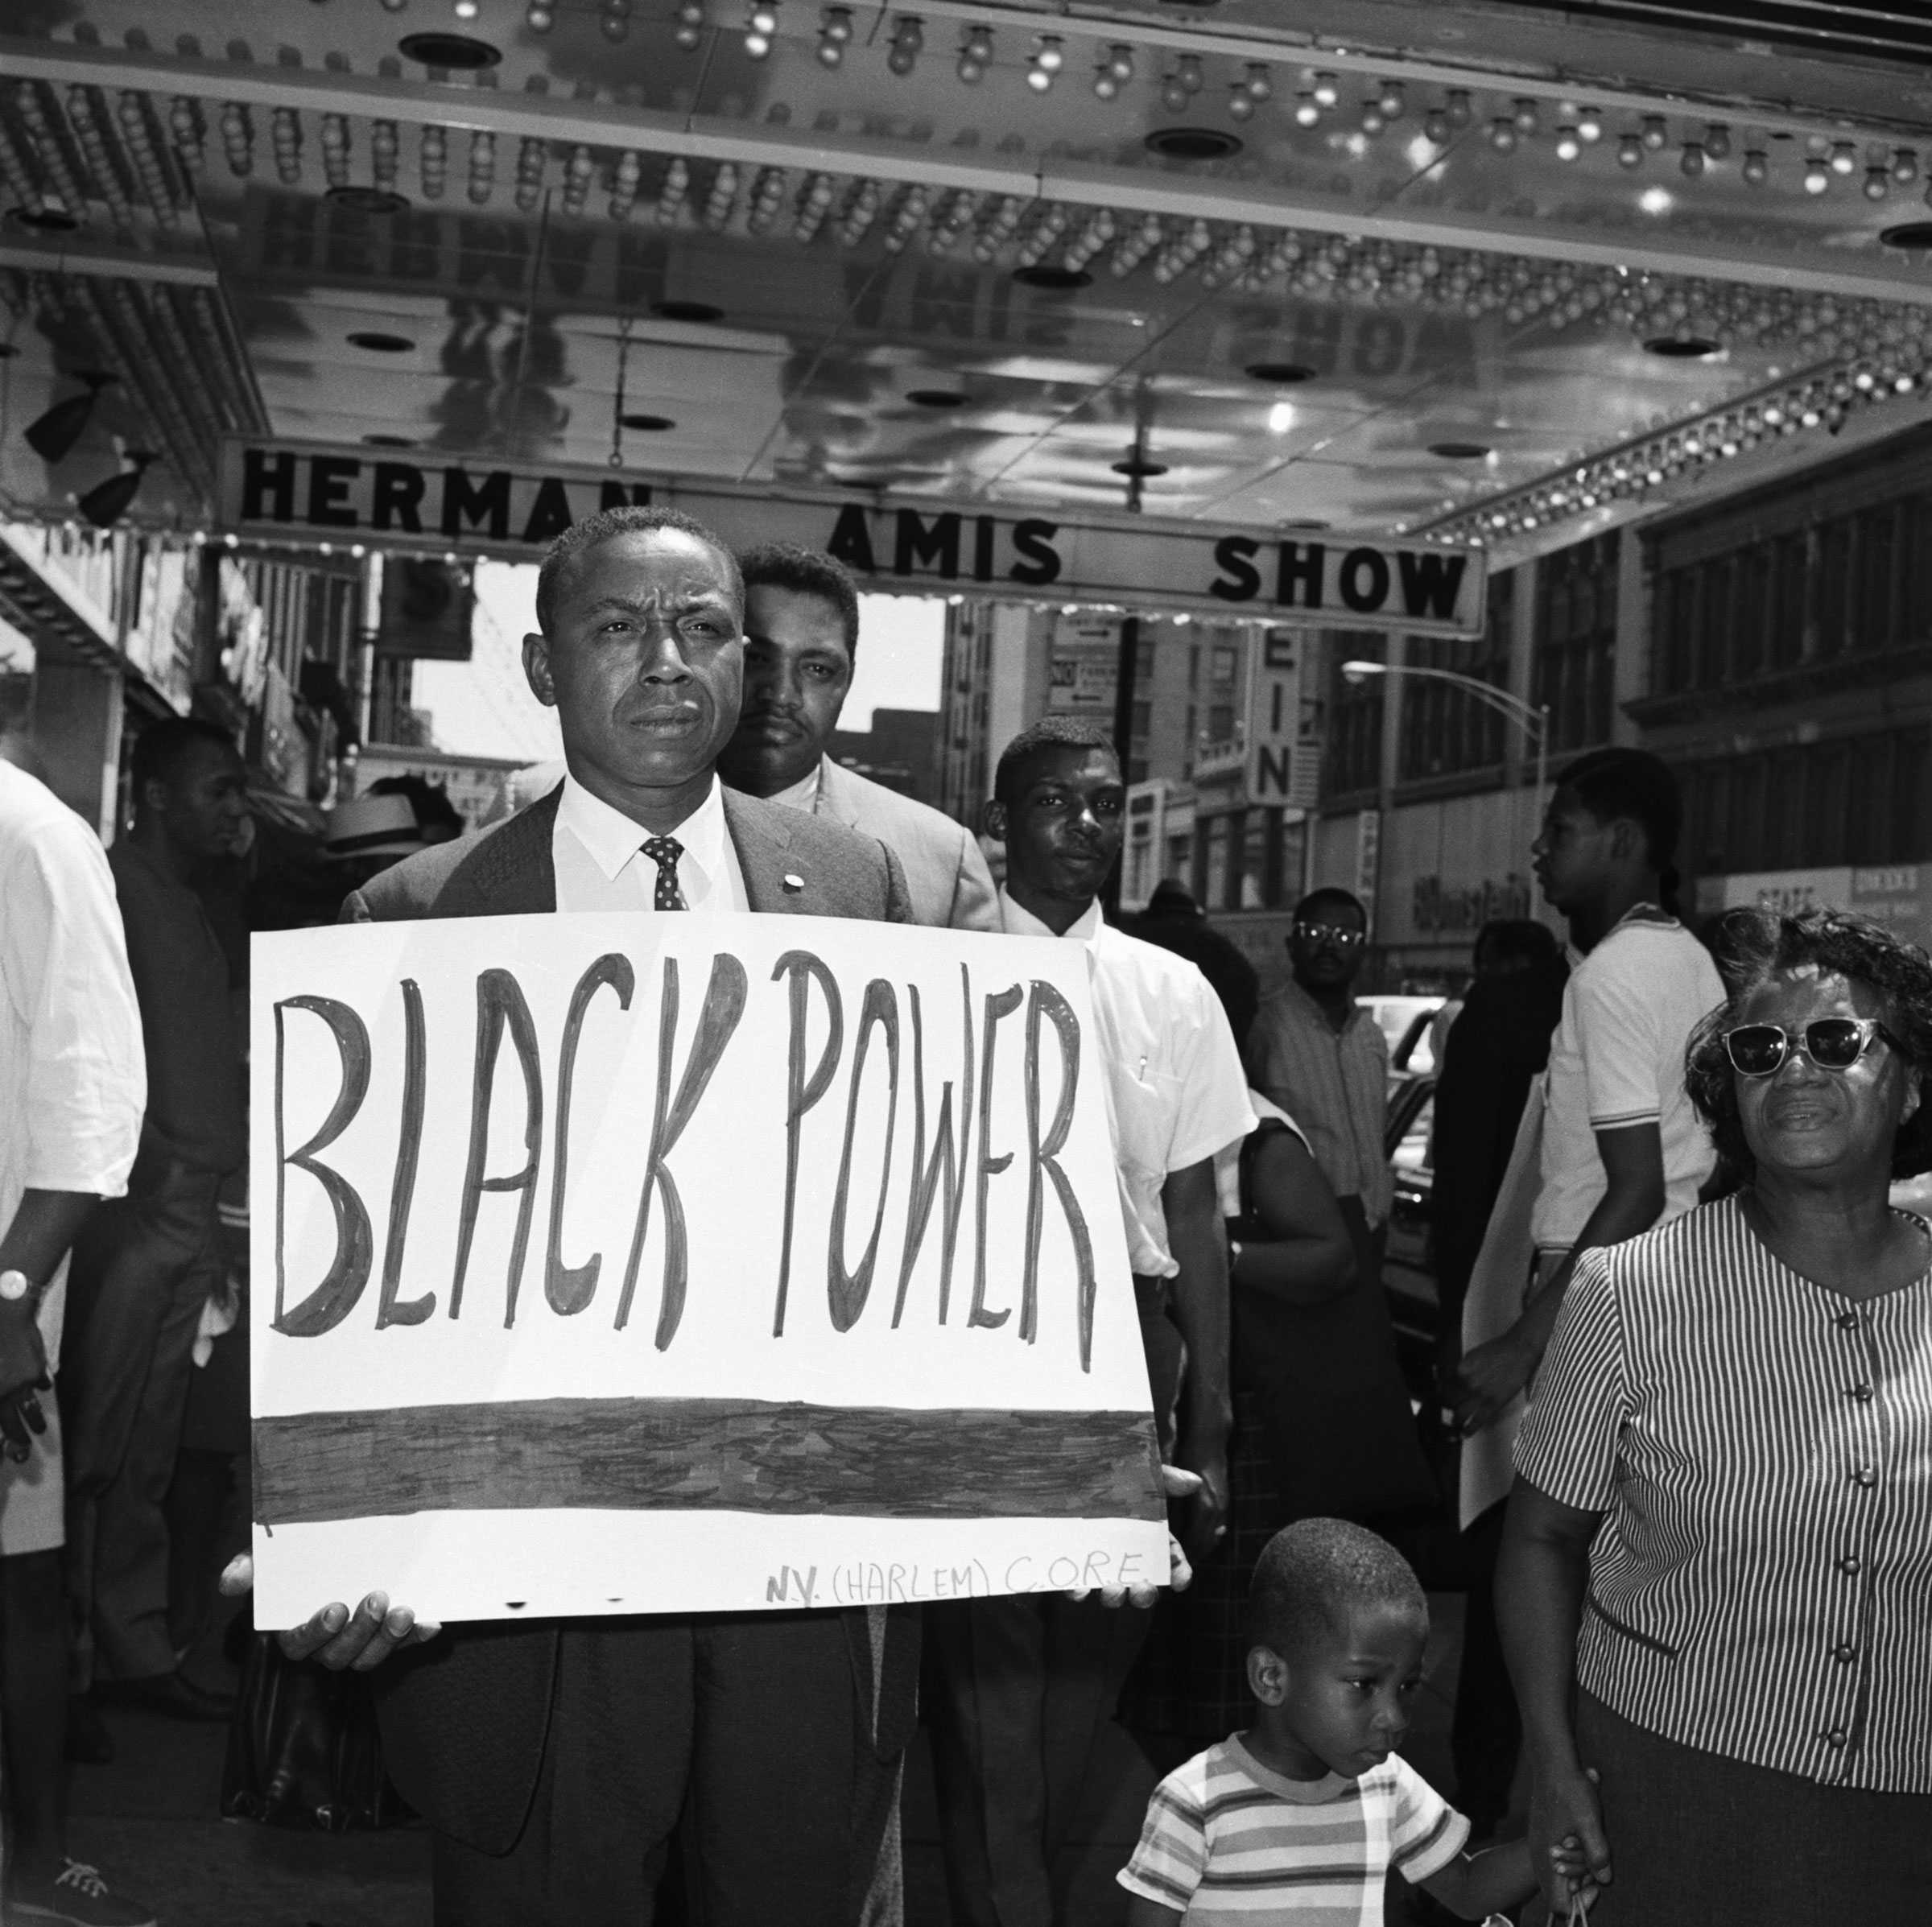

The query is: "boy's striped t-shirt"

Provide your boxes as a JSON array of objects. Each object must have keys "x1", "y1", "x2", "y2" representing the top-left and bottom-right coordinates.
[{"x1": 1117, "y1": 1735, "x2": 1468, "y2": 1924}]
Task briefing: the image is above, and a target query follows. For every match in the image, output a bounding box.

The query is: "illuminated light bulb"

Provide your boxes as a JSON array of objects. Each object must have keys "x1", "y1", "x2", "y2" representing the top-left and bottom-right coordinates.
[
  {"x1": 1107, "y1": 45, "x2": 1133, "y2": 80},
  {"x1": 1091, "y1": 60, "x2": 1116, "y2": 98},
  {"x1": 1034, "y1": 32, "x2": 1063, "y2": 72},
  {"x1": 1361, "y1": 101, "x2": 1387, "y2": 135},
  {"x1": 1444, "y1": 88, "x2": 1471, "y2": 127},
  {"x1": 1378, "y1": 80, "x2": 1405, "y2": 118},
  {"x1": 1805, "y1": 159, "x2": 1829, "y2": 193},
  {"x1": 1228, "y1": 86, "x2": 1254, "y2": 122},
  {"x1": 526, "y1": 1, "x2": 554, "y2": 25},
  {"x1": 453, "y1": 0, "x2": 478, "y2": 18},
  {"x1": 1892, "y1": 147, "x2": 1920, "y2": 184},
  {"x1": 1830, "y1": 141, "x2": 1856, "y2": 174},
  {"x1": 1294, "y1": 93, "x2": 1319, "y2": 128},
  {"x1": 1027, "y1": 62, "x2": 1053, "y2": 93},
  {"x1": 1422, "y1": 108, "x2": 1450, "y2": 143},
  {"x1": 1489, "y1": 118, "x2": 1517, "y2": 152},
  {"x1": 1245, "y1": 64, "x2": 1272, "y2": 102},
  {"x1": 1513, "y1": 97, "x2": 1539, "y2": 134},
  {"x1": 1866, "y1": 166, "x2": 1890, "y2": 201},
  {"x1": 1555, "y1": 126, "x2": 1581, "y2": 161},
  {"x1": 1742, "y1": 147, "x2": 1769, "y2": 184},
  {"x1": 1681, "y1": 142, "x2": 1705, "y2": 177},
  {"x1": 1641, "y1": 114, "x2": 1667, "y2": 150},
  {"x1": 1312, "y1": 72, "x2": 1339, "y2": 108},
  {"x1": 1177, "y1": 53, "x2": 1202, "y2": 93},
  {"x1": 1162, "y1": 76, "x2": 1188, "y2": 113},
  {"x1": 1617, "y1": 133, "x2": 1643, "y2": 168},
  {"x1": 1576, "y1": 106, "x2": 1603, "y2": 142}
]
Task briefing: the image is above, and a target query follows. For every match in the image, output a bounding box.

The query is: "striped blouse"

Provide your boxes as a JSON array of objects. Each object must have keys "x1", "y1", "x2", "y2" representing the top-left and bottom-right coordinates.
[{"x1": 1516, "y1": 1195, "x2": 1932, "y2": 1791}]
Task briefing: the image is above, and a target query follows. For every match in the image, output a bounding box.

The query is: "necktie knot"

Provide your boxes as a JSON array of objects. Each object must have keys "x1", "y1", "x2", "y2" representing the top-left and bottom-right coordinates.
[{"x1": 640, "y1": 835, "x2": 687, "y2": 910}]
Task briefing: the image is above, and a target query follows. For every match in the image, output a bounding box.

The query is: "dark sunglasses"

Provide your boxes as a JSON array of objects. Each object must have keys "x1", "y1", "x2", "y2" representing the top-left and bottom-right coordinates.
[{"x1": 1722, "y1": 1017, "x2": 1907, "y2": 1079}]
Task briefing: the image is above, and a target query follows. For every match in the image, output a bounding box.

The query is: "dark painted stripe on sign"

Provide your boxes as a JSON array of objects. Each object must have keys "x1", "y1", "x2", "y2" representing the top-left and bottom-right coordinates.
[{"x1": 253, "y1": 1398, "x2": 1165, "y2": 1526}]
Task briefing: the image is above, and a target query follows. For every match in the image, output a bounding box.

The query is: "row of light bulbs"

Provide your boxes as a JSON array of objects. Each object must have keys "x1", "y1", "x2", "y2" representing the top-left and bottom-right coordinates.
[
  {"x1": 542, "y1": 2, "x2": 1932, "y2": 203},
  {"x1": 1431, "y1": 361, "x2": 1932, "y2": 547}
]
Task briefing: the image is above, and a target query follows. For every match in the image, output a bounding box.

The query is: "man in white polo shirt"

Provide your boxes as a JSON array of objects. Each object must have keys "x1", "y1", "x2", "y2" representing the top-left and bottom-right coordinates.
[{"x1": 1454, "y1": 748, "x2": 1722, "y2": 1436}]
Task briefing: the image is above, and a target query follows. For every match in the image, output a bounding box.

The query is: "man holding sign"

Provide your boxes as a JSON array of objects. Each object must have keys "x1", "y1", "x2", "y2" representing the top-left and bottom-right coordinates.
[{"x1": 245, "y1": 507, "x2": 923, "y2": 1925}]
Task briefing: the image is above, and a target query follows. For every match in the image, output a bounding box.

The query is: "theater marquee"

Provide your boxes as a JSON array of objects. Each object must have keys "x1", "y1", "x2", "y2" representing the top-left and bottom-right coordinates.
[{"x1": 218, "y1": 439, "x2": 1486, "y2": 636}]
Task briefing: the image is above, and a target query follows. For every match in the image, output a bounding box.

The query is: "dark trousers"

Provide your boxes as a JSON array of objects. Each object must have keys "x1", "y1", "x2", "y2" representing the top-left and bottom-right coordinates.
[
  {"x1": 431, "y1": 1611, "x2": 861, "y2": 1927},
  {"x1": 927, "y1": 1594, "x2": 1150, "y2": 1927},
  {"x1": 63, "y1": 1160, "x2": 224, "y2": 1686}
]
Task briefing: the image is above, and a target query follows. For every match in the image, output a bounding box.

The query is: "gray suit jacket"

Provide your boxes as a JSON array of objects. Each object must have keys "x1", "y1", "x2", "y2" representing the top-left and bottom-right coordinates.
[
  {"x1": 815, "y1": 757, "x2": 997, "y2": 933},
  {"x1": 345, "y1": 778, "x2": 912, "y2": 925},
  {"x1": 340, "y1": 778, "x2": 917, "y2": 1855}
]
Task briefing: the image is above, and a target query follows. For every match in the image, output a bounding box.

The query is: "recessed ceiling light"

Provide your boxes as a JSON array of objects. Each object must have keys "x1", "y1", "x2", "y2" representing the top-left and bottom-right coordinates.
[
  {"x1": 348, "y1": 332, "x2": 415, "y2": 353},
  {"x1": 1879, "y1": 221, "x2": 1932, "y2": 250},
  {"x1": 1112, "y1": 456, "x2": 1169, "y2": 478},
  {"x1": 1146, "y1": 127, "x2": 1244, "y2": 161},
  {"x1": 906, "y1": 390, "x2": 968, "y2": 408},
  {"x1": 1245, "y1": 361, "x2": 1315, "y2": 385},
  {"x1": 653, "y1": 300, "x2": 724, "y2": 324},
  {"x1": 1012, "y1": 265, "x2": 1093, "y2": 291},
  {"x1": 328, "y1": 185, "x2": 411, "y2": 215},
  {"x1": 1429, "y1": 440, "x2": 1493, "y2": 459},
  {"x1": 6, "y1": 204, "x2": 80, "y2": 234},
  {"x1": 1643, "y1": 336, "x2": 1719, "y2": 358},
  {"x1": 621, "y1": 413, "x2": 676, "y2": 431},
  {"x1": 397, "y1": 32, "x2": 502, "y2": 68},
  {"x1": 362, "y1": 434, "x2": 418, "y2": 448}
]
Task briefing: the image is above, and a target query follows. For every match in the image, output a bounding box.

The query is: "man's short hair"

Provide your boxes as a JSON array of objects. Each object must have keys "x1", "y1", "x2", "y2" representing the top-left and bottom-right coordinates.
[
  {"x1": 1292, "y1": 885, "x2": 1367, "y2": 929},
  {"x1": 993, "y1": 717, "x2": 1117, "y2": 808},
  {"x1": 129, "y1": 717, "x2": 237, "y2": 798},
  {"x1": 1249, "y1": 1518, "x2": 1426, "y2": 1655},
  {"x1": 739, "y1": 543, "x2": 861, "y2": 662},
  {"x1": 1556, "y1": 746, "x2": 1684, "y2": 893},
  {"x1": 533, "y1": 505, "x2": 744, "y2": 636}
]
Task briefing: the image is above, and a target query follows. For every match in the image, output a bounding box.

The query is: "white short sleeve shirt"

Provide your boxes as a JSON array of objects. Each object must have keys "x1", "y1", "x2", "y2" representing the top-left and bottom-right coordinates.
[
  {"x1": 997, "y1": 889, "x2": 1254, "y2": 1277},
  {"x1": 1532, "y1": 910, "x2": 1724, "y2": 1251}
]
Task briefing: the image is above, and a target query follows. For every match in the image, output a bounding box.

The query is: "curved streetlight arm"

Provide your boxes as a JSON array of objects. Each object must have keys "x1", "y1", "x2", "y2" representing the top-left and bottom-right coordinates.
[{"x1": 1338, "y1": 658, "x2": 1546, "y2": 739}]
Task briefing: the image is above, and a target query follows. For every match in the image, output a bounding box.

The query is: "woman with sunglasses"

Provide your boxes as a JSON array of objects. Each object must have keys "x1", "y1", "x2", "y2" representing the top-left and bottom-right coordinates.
[{"x1": 1497, "y1": 906, "x2": 1932, "y2": 1925}]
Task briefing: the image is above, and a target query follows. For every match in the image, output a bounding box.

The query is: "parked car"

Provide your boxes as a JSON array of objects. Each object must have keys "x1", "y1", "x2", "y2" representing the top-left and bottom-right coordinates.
[
  {"x1": 1358, "y1": 993, "x2": 1447, "y2": 1081},
  {"x1": 1381, "y1": 1071, "x2": 1438, "y2": 1406}
]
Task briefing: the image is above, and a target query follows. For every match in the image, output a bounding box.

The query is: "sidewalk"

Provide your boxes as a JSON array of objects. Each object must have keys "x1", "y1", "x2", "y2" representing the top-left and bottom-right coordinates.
[{"x1": 62, "y1": 1595, "x2": 1469, "y2": 1927}]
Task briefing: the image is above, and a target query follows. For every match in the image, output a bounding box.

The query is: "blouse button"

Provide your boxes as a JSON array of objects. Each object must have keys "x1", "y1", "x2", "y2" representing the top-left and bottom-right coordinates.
[
  {"x1": 1838, "y1": 1554, "x2": 1861, "y2": 1575},
  {"x1": 1832, "y1": 1643, "x2": 1857, "y2": 1664},
  {"x1": 1836, "y1": 1312, "x2": 1860, "y2": 1331},
  {"x1": 1852, "y1": 1467, "x2": 1879, "y2": 1488},
  {"x1": 1824, "y1": 1729, "x2": 1847, "y2": 1748},
  {"x1": 1847, "y1": 1384, "x2": 1874, "y2": 1402}
]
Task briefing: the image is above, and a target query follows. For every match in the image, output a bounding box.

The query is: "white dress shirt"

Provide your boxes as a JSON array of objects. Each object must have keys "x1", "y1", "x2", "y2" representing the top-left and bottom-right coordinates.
[
  {"x1": 766, "y1": 763, "x2": 824, "y2": 815},
  {"x1": 551, "y1": 773, "x2": 749, "y2": 914},
  {"x1": 997, "y1": 887, "x2": 1253, "y2": 1278},
  {"x1": 0, "y1": 761, "x2": 146, "y2": 1360}
]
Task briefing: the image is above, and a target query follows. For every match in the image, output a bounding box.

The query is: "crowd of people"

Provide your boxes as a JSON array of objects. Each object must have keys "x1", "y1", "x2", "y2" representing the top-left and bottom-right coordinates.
[{"x1": 0, "y1": 504, "x2": 1925, "y2": 1927}]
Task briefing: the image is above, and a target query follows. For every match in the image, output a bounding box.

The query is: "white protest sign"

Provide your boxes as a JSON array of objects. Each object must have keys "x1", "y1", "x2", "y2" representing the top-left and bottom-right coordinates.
[{"x1": 250, "y1": 911, "x2": 1166, "y2": 1626}]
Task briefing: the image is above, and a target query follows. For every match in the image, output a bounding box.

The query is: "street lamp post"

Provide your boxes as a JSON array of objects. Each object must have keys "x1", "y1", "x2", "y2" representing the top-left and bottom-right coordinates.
[{"x1": 1339, "y1": 658, "x2": 1551, "y2": 902}]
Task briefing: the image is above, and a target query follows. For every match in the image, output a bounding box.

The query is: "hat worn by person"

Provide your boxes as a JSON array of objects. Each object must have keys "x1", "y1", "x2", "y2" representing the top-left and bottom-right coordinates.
[{"x1": 324, "y1": 792, "x2": 427, "y2": 861}]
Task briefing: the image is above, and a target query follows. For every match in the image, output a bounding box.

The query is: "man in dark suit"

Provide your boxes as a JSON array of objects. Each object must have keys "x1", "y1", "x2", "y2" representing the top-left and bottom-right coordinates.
[{"x1": 251, "y1": 506, "x2": 918, "y2": 1927}]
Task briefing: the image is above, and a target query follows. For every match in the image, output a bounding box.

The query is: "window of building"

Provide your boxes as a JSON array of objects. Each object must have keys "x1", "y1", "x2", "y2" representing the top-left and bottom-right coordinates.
[
  {"x1": 1535, "y1": 533, "x2": 1617, "y2": 751},
  {"x1": 1203, "y1": 814, "x2": 1232, "y2": 910},
  {"x1": 1206, "y1": 703, "x2": 1236, "y2": 742},
  {"x1": 1397, "y1": 571, "x2": 1514, "y2": 781},
  {"x1": 1210, "y1": 643, "x2": 1238, "y2": 686},
  {"x1": 1326, "y1": 633, "x2": 1385, "y2": 795}
]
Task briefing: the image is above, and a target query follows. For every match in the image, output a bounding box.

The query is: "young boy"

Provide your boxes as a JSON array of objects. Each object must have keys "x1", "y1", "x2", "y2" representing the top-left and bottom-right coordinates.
[{"x1": 1119, "y1": 1519, "x2": 1590, "y2": 1924}]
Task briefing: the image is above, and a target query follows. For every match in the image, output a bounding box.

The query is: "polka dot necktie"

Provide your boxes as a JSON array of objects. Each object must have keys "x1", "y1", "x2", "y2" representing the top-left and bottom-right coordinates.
[{"x1": 640, "y1": 835, "x2": 687, "y2": 910}]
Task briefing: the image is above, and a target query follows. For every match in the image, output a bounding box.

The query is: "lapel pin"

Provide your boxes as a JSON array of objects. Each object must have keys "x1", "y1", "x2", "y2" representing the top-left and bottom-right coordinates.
[{"x1": 782, "y1": 873, "x2": 805, "y2": 893}]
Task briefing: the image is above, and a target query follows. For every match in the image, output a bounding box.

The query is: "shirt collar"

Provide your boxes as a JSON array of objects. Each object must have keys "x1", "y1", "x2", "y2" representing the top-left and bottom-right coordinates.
[
  {"x1": 767, "y1": 760, "x2": 824, "y2": 815},
  {"x1": 555, "y1": 771, "x2": 729, "y2": 883},
  {"x1": 1280, "y1": 974, "x2": 1364, "y2": 1033},
  {"x1": 997, "y1": 885, "x2": 1103, "y2": 947}
]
